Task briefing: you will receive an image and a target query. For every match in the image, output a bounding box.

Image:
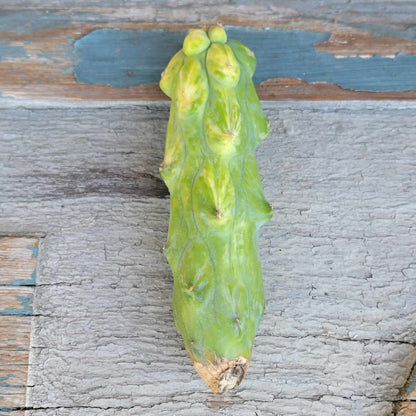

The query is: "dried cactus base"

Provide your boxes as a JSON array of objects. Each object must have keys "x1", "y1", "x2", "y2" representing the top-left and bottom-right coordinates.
[{"x1": 193, "y1": 356, "x2": 249, "y2": 394}]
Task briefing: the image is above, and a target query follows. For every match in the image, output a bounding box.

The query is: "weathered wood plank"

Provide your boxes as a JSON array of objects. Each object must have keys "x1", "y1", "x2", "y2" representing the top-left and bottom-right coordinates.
[
  {"x1": 0, "y1": 102, "x2": 415, "y2": 415},
  {"x1": 0, "y1": 237, "x2": 38, "y2": 412},
  {"x1": 256, "y1": 78, "x2": 416, "y2": 101},
  {"x1": 1, "y1": 1, "x2": 416, "y2": 40},
  {"x1": 0, "y1": 238, "x2": 38, "y2": 286},
  {"x1": 1, "y1": 4, "x2": 416, "y2": 100}
]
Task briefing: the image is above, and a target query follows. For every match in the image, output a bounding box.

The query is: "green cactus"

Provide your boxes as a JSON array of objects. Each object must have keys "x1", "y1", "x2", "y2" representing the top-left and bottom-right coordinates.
[{"x1": 160, "y1": 25, "x2": 272, "y2": 393}]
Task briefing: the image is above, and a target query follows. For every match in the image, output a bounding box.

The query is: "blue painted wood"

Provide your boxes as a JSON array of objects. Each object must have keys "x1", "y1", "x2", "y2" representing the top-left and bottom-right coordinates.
[
  {"x1": 0, "y1": 240, "x2": 37, "y2": 287},
  {"x1": 0, "y1": 41, "x2": 28, "y2": 60},
  {"x1": 74, "y1": 28, "x2": 185, "y2": 87},
  {"x1": 406, "y1": 371, "x2": 416, "y2": 395},
  {"x1": 0, "y1": 238, "x2": 37, "y2": 317},
  {"x1": 74, "y1": 26, "x2": 416, "y2": 91},
  {"x1": 0, "y1": 295, "x2": 33, "y2": 316}
]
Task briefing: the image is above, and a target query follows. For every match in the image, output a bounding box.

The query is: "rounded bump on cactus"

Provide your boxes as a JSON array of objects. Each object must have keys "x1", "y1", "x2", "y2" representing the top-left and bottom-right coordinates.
[
  {"x1": 183, "y1": 28, "x2": 211, "y2": 56},
  {"x1": 205, "y1": 94, "x2": 242, "y2": 154},
  {"x1": 192, "y1": 163, "x2": 235, "y2": 229},
  {"x1": 208, "y1": 24, "x2": 227, "y2": 43},
  {"x1": 227, "y1": 39, "x2": 257, "y2": 78},
  {"x1": 176, "y1": 56, "x2": 208, "y2": 114},
  {"x1": 159, "y1": 162, "x2": 176, "y2": 191},
  {"x1": 160, "y1": 50, "x2": 185, "y2": 98},
  {"x1": 206, "y1": 43, "x2": 240, "y2": 88},
  {"x1": 257, "y1": 117, "x2": 271, "y2": 142}
]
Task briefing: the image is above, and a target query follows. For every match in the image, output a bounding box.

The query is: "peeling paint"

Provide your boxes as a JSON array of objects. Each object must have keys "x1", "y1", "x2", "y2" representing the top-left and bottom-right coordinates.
[
  {"x1": 406, "y1": 372, "x2": 416, "y2": 396},
  {"x1": 0, "y1": 238, "x2": 38, "y2": 286},
  {"x1": 74, "y1": 26, "x2": 416, "y2": 92},
  {"x1": 0, "y1": 11, "x2": 416, "y2": 100},
  {"x1": 0, "y1": 295, "x2": 33, "y2": 316},
  {"x1": 0, "y1": 374, "x2": 24, "y2": 389},
  {"x1": 8, "y1": 275, "x2": 36, "y2": 287},
  {"x1": 315, "y1": 32, "x2": 416, "y2": 58}
]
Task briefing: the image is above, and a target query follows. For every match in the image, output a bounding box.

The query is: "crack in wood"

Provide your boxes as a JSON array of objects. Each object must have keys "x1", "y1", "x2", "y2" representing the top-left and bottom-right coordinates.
[{"x1": 3, "y1": 170, "x2": 169, "y2": 199}]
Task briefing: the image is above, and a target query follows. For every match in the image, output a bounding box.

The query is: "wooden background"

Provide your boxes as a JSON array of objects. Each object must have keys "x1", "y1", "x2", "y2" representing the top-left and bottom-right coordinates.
[{"x1": 1, "y1": 2, "x2": 416, "y2": 415}]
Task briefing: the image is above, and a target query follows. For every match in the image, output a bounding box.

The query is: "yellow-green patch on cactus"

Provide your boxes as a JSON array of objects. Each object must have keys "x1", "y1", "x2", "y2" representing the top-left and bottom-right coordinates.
[{"x1": 160, "y1": 24, "x2": 272, "y2": 394}]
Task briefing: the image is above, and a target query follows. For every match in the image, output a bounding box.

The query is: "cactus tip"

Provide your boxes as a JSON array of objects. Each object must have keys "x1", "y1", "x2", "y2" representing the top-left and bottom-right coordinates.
[
  {"x1": 208, "y1": 24, "x2": 227, "y2": 43},
  {"x1": 193, "y1": 356, "x2": 249, "y2": 394},
  {"x1": 183, "y1": 28, "x2": 211, "y2": 56}
]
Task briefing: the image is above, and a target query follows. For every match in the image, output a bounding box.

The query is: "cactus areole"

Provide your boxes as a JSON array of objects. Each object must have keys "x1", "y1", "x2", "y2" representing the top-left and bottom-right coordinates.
[{"x1": 159, "y1": 25, "x2": 272, "y2": 393}]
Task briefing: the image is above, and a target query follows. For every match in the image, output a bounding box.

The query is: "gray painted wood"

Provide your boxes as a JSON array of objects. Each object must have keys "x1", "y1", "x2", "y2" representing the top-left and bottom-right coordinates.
[{"x1": 0, "y1": 101, "x2": 415, "y2": 415}]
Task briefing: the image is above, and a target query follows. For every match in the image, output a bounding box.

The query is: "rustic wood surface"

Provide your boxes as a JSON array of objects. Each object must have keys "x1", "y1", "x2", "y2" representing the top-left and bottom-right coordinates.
[
  {"x1": 0, "y1": 237, "x2": 38, "y2": 413},
  {"x1": 0, "y1": 100, "x2": 415, "y2": 415},
  {"x1": 1, "y1": 2, "x2": 416, "y2": 100}
]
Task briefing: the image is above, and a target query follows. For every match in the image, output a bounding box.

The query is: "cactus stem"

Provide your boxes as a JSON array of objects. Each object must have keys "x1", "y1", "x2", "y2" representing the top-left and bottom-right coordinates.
[
  {"x1": 161, "y1": 25, "x2": 271, "y2": 394},
  {"x1": 193, "y1": 356, "x2": 249, "y2": 394}
]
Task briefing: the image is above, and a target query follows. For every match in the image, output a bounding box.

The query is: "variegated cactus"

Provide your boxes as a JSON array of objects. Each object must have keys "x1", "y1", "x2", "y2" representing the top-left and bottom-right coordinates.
[{"x1": 160, "y1": 25, "x2": 272, "y2": 393}]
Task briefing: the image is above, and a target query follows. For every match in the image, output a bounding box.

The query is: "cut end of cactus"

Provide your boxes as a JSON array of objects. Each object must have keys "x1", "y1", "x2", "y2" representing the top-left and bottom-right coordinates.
[{"x1": 193, "y1": 356, "x2": 249, "y2": 394}]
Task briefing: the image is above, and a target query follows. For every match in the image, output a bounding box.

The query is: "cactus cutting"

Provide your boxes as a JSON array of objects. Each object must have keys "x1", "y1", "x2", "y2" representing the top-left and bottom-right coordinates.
[{"x1": 159, "y1": 25, "x2": 272, "y2": 393}]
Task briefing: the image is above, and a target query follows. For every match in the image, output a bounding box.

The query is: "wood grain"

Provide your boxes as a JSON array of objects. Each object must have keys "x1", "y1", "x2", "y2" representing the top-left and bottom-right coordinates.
[
  {"x1": 0, "y1": 316, "x2": 32, "y2": 351},
  {"x1": 0, "y1": 101, "x2": 415, "y2": 415}
]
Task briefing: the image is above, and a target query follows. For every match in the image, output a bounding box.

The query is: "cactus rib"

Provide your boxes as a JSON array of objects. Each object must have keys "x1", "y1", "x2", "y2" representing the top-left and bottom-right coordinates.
[{"x1": 160, "y1": 25, "x2": 272, "y2": 393}]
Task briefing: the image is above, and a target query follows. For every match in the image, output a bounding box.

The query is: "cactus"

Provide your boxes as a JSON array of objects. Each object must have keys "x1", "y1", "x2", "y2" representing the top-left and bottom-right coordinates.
[{"x1": 160, "y1": 25, "x2": 272, "y2": 393}]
